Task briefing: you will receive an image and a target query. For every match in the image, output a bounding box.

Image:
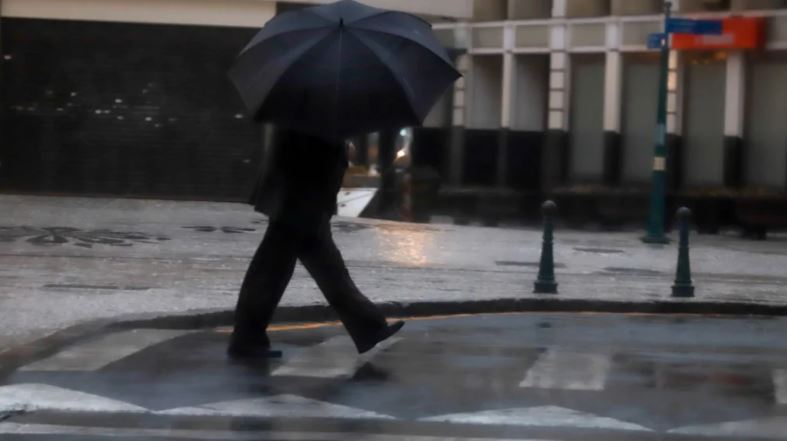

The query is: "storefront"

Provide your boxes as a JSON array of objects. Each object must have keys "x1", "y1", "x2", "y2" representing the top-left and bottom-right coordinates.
[
  {"x1": 621, "y1": 53, "x2": 659, "y2": 184},
  {"x1": 569, "y1": 54, "x2": 605, "y2": 183}
]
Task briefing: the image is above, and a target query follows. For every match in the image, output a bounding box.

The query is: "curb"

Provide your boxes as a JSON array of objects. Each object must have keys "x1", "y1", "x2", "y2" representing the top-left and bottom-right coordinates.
[
  {"x1": 113, "y1": 298, "x2": 787, "y2": 330},
  {"x1": 3, "y1": 298, "x2": 786, "y2": 376}
]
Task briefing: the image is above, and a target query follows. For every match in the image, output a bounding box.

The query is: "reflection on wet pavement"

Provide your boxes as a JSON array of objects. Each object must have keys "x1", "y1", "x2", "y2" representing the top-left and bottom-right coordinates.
[
  {"x1": 374, "y1": 227, "x2": 434, "y2": 267},
  {"x1": 2, "y1": 313, "x2": 787, "y2": 440}
]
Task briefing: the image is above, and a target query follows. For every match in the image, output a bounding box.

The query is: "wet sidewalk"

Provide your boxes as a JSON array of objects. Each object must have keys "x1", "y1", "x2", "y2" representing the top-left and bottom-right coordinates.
[
  {"x1": 2, "y1": 312, "x2": 787, "y2": 440},
  {"x1": 1, "y1": 194, "x2": 787, "y2": 351}
]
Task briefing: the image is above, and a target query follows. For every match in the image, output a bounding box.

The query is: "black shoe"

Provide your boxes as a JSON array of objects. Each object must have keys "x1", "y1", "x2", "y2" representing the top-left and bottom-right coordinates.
[
  {"x1": 227, "y1": 343, "x2": 283, "y2": 359},
  {"x1": 357, "y1": 320, "x2": 405, "y2": 354},
  {"x1": 227, "y1": 334, "x2": 282, "y2": 359}
]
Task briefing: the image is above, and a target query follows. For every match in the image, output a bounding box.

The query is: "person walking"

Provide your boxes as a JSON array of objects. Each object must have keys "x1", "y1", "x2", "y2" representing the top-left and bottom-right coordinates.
[
  {"x1": 228, "y1": 127, "x2": 404, "y2": 359},
  {"x1": 226, "y1": 0, "x2": 459, "y2": 358}
]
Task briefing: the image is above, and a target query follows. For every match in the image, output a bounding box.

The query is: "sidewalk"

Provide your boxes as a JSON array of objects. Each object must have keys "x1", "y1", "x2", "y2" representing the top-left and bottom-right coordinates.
[{"x1": 1, "y1": 194, "x2": 786, "y2": 351}]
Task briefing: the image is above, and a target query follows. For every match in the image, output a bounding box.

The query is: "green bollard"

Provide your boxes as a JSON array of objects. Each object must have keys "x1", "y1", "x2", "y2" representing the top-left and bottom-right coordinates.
[
  {"x1": 672, "y1": 207, "x2": 695, "y2": 298},
  {"x1": 534, "y1": 200, "x2": 558, "y2": 294}
]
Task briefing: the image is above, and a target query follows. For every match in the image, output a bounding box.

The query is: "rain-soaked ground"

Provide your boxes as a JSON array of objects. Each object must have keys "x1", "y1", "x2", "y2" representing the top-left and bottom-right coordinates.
[
  {"x1": 3, "y1": 195, "x2": 787, "y2": 353},
  {"x1": 2, "y1": 312, "x2": 787, "y2": 440}
]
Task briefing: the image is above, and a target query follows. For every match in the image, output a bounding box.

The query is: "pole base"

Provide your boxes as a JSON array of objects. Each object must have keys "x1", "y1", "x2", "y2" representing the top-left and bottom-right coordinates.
[
  {"x1": 641, "y1": 234, "x2": 670, "y2": 245},
  {"x1": 534, "y1": 281, "x2": 558, "y2": 294},
  {"x1": 672, "y1": 284, "x2": 695, "y2": 298}
]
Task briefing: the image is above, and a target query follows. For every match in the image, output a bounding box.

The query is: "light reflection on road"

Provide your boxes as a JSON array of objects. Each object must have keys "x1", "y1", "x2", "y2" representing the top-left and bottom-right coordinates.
[{"x1": 374, "y1": 228, "x2": 433, "y2": 267}]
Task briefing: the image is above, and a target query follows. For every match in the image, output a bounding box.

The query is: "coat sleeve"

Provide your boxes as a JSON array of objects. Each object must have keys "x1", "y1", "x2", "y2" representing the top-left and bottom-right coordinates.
[{"x1": 248, "y1": 126, "x2": 281, "y2": 215}]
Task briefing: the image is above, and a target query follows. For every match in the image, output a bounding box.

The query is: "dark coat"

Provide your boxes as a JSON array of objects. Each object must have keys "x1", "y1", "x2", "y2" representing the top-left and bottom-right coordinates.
[{"x1": 249, "y1": 128, "x2": 348, "y2": 226}]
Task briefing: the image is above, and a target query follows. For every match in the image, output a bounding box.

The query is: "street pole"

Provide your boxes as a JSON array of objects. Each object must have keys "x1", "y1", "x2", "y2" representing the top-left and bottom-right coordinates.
[{"x1": 642, "y1": 1, "x2": 672, "y2": 245}]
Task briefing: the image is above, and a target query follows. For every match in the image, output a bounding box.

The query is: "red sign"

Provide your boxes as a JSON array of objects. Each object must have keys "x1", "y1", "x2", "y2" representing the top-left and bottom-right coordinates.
[{"x1": 672, "y1": 17, "x2": 766, "y2": 50}]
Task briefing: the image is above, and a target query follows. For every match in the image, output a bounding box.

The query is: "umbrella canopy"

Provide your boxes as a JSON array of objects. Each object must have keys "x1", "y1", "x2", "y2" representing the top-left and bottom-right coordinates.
[{"x1": 229, "y1": 0, "x2": 461, "y2": 140}]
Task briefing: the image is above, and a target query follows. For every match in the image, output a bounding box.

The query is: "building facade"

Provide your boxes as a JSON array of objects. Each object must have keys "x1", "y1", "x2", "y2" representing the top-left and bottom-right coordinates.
[
  {"x1": 0, "y1": 0, "x2": 470, "y2": 202},
  {"x1": 2, "y1": 0, "x2": 786, "y2": 232},
  {"x1": 418, "y1": 0, "x2": 787, "y2": 231}
]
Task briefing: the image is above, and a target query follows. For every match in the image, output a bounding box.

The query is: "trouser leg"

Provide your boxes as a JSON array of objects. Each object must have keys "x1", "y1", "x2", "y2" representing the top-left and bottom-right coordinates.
[
  {"x1": 297, "y1": 221, "x2": 388, "y2": 349},
  {"x1": 231, "y1": 222, "x2": 298, "y2": 344}
]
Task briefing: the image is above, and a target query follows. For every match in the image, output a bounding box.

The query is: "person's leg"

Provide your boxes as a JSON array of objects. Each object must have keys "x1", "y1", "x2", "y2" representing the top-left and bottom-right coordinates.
[
  {"x1": 229, "y1": 222, "x2": 298, "y2": 356},
  {"x1": 297, "y1": 219, "x2": 402, "y2": 353}
]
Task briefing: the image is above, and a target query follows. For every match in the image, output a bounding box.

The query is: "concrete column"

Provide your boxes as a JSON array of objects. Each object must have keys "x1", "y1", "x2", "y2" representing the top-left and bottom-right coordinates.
[
  {"x1": 723, "y1": 51, "x2": 746, "y2": 188},
  {"x1": 498, "y1": 26, "x2": 515, "y2": 187},
  {"x1": 603, "y1": 51, "x2": 622, "y2": 133},
  {"x1": 542, "y1": 24, "x2": 570, "y2": 191},
  {"x1": 724, "y1": 52, "x2": 746, "y2": 142},
  {"x1": 603, "y1": 49, "x2": 623, "y2": 186},
  {"x1": 665, "y1": 3, "x2": 685, "y2": 192},
  {"x1": 500, "y1": 35, "x2": 515, "y2": 129},
  {"x1": 552, "y1": 0, "x2": 568, "y2": 17},
  {"x1": 667, "y1": 50, "x2": 682, "y2": 135},
  {"x1": 666, "y1": 49, "x2": 684, "y2": 191},
  {"x1": 548, "y1": 25, "x2": 570, "y2": 132},
  {"x1": 448, "y1": 52, "x2": 469, "y2": 186}
]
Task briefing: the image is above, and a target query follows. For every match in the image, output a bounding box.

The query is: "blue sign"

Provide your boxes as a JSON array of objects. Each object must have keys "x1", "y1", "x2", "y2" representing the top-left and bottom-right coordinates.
[
  {"x1": 647, "y1": 33, "x2": 666, "y2": 50},
  {"x1": 666, "y1": 18, "x2": 723, "y2": 35}
]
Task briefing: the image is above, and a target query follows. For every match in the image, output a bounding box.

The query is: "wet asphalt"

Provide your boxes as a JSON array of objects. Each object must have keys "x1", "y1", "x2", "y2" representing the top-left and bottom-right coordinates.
[{"x1": 2, "y1": 312, "x2": 787, "y2": 440}]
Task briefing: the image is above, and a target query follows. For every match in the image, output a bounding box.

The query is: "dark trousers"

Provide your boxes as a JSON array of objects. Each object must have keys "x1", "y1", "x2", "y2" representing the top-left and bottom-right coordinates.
[{"x1": 232, "y1": 218, "x2": 388, "y2": 351}]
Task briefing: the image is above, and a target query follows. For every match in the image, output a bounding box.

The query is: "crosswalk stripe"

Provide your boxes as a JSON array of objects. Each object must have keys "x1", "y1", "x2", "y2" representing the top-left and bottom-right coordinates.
[
  {"x1": 421, "y1": 406, "x2": 651, "y2": 432},
  {"x1": 158, "y1": 394, "x2": 395, "y2": 420},
  {"x1": 0, "y1": 422, "x2": 562, "y2": 441},
  {"x1": 271, "y1": 336, "x2": 401, "y2": 379},
  {"x1": 774, "y1": 369, "x2": 787, "y2": 405},
  {"x1": 669, "y1": 416, "x2": 787, "y2": 438},
  {"x1": 21, "y1": 329, "x2": 192, "y2": 372},
  {"x1": 519, "y1": 349, "x2": 611, "y2": 391},
  {"x1": 0, "y1": 383, "x2": 148, "y2": 414}
]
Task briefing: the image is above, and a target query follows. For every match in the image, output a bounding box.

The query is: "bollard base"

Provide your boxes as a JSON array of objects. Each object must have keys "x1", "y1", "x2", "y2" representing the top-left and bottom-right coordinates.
[
  {"x1": 534, "y1": 281, "x2": 558, "y2": 295},
  {"x1": 672, "y1": 283, "x2": 695, "y2": 298}
]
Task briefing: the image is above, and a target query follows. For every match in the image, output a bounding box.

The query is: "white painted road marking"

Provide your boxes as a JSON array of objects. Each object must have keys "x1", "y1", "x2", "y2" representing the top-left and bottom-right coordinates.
[
  {"x1": 21, "y1": 329, "x2": 192, "y2": 372},
  {"x1": 272, "y1": 335, "x2": 401, "y2": 379},
  {"x1": 669, "y1": 416, "x2": 787, "y2": 439},
  {"x1": 519, "y1": 349, "x2": 611, "y2": 391},
  {"x1": 0, "y1": 422, "x2": 563, "y2": 441},
  {"x1": 0, "y1": 383, "x2": 148, "y2": 414},
  {"x1": 159, "y1": 394, "x2": 395, "y2": 420},
  {"x1": 421, "y1": 406, "x2": 651, "y2": 432},
  {"x1": 774, "y1": 369, "x2": 787, "y2": 405}
]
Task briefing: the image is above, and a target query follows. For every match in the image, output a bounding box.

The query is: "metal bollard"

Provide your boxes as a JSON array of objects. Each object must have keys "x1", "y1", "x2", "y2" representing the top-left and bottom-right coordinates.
[
  {"x1": 534, "y1": 200, "x2": 558, "y2": 294},
  {"x1": 672, "y1": 207, "x2": 695, "y2": 298}
]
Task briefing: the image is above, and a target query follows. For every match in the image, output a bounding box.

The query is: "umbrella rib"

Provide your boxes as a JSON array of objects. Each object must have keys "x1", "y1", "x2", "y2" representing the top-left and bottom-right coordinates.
[
  {"x1": 348, "y1": 10, "x2": 432, "y2": 28},
  {"x1": 345, "y1": 25, "x2": 455, "y2": 65},
  {"x1": 239, "y1": 24, "x2": 336, "y2": 56},
  {"x1": 245, "y1": 30, "x2": 335, "y2": 118},
  {"x1": 347, "y1": 30, "x2": 422, "y2": 124}
]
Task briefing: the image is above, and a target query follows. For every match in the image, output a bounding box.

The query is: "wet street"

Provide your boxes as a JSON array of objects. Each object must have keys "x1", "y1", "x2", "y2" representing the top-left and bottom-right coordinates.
[
  {"x1": 2, "y1": 312, "x2": 787, "y2": 440},
  {"x1": 3, "y1": 195, "x2": 787, "y2": 354}
]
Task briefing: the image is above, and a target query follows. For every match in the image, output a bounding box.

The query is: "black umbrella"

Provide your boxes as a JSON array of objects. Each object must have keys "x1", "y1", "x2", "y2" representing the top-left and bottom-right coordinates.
[{"x1": 229, "y1": 0, "x2": 461, "y2": 140}]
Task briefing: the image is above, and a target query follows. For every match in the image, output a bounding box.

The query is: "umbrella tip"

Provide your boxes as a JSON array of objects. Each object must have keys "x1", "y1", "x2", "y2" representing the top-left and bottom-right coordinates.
[{"x1": 340, "y1": 18, "x2": 344, "y2": 27}]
